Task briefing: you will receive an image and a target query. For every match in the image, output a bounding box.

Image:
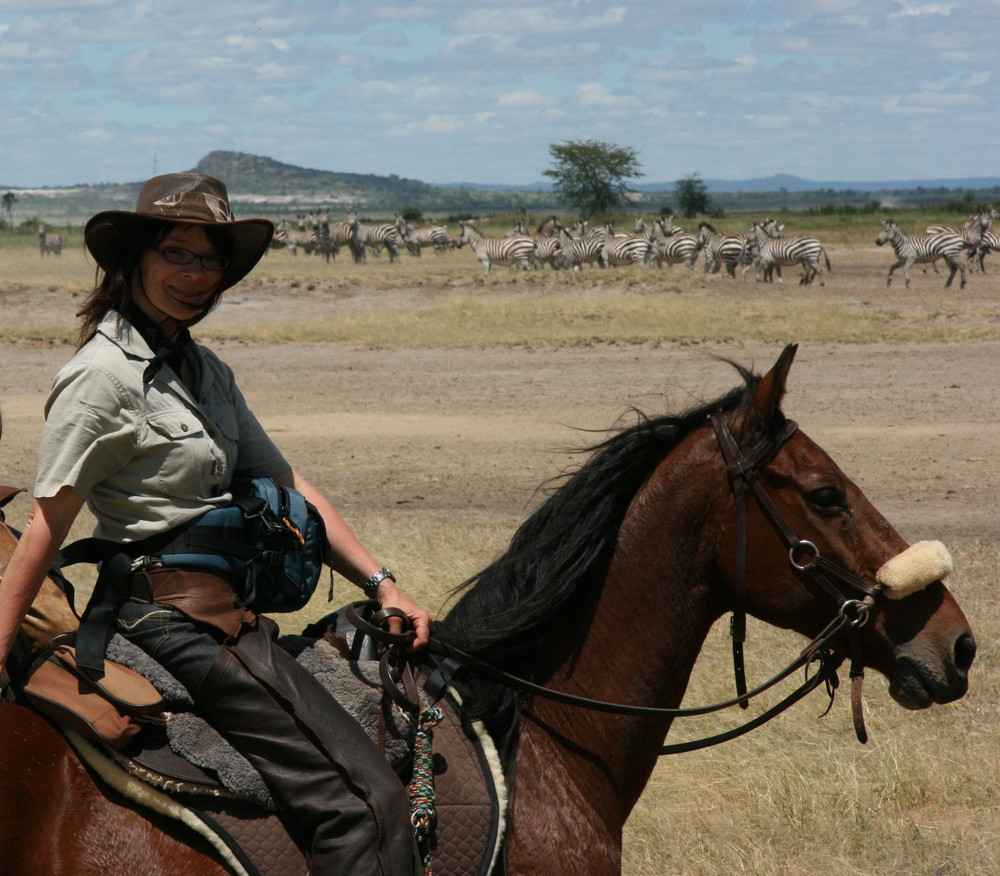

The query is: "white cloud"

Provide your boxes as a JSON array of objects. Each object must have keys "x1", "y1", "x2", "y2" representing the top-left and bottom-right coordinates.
[
  {"x1": 496, "y1": 89, "x2": 556, "y2": 110},
  {"x1": 892, "y1": 1, "x2": 958, "y2": 16}
]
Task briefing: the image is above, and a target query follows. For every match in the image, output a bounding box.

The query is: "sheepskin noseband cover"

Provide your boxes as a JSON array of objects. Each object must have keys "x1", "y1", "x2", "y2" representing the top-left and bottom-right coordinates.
[{"x1": 876, "y1": 540, "x2": 954, "y2": 600}]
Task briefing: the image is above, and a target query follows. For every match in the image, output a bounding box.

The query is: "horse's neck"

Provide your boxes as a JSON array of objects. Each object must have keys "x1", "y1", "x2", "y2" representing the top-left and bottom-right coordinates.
[{"x1": 509, "y1": 429, "x2": 724, "y2": 870}]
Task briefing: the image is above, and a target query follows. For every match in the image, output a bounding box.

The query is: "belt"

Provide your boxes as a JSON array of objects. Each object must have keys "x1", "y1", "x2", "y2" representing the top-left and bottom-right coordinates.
[{"x1": 128, "y1": 567, "x2": 256, "y2": 638}]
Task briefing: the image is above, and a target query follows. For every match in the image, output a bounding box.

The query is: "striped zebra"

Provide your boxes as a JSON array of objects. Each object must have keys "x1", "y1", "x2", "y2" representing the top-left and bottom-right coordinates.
[
  {"x1": 273, "y1": 218, "x2": 316, "y2": 257},
  {"x1": 601, "y1": 224, "x2": 650, "y2": 268},
  {"x1": 531, "y1": 235, "x2": 564, "y2": 270},
  {"x1": 534, "y1": 215, "x2": 565, "y2": 237},
  {"x1": 358, "y1": 220, "x2": 401, "y2": 262},
  {"x1": 927, "y1": 206, "x2": 998, "y2": 270},
  {"x1": 748, "y1": 221, "x2": 830, "y2": 286},
  {"x1": 648, "y1": 218, "x2": 699, "y2": 269},
  {"x1": 505, "y1": 220, "x2": 563, "y2": 269},
  {"x1": 875, "y1": 218, "x2": 966, "y2": 289},
  {"x1": 696, "y1": 222, "x2": 747, "y2": 279},
  {"x1": 38, "y1": 222, "x2": 63, "y2": 257},
  {"x1": 395, "y1": 215, "x2": 448, "y2": 256},
  {"x1": 975, "y1": 229, "x2": 1000, "y2": 272},
  {"x1": 458, "y1": 222, "x2": 535, "y2": 273},
  {"x1": 571, "y1": 221, "x2": 605, "y2": 240},
  {"x1": 557, "y1": 228, "x2": 604, "y2": 270},
  {"x1": 308, "y1": 209, "x2": 334, "y2": 263}
]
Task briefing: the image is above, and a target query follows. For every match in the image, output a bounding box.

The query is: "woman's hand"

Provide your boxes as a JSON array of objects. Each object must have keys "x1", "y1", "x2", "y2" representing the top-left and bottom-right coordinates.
[{"x1": 375, "y1": 580, "x2": 431, "y2": 651}]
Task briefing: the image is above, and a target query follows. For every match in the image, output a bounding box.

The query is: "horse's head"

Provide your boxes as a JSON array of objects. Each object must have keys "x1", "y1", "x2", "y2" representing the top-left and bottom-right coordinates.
[{"x1": 712, "y1": 344, "x2": 975, "y2": 710}]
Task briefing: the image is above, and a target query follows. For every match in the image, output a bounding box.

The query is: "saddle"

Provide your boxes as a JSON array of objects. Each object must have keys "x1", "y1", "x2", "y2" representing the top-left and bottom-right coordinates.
[{"x1": 25, "y1": 615, "x2": 507, "y2": 876}]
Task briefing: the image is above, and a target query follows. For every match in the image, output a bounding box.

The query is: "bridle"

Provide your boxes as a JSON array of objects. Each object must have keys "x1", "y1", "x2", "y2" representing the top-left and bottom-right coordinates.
[
  {"x1": 709, "y1": 412, "x2": 880, "y2": 746},
  {"x1": 352, "y1": 412, "x2": 886, "y2": 753}
]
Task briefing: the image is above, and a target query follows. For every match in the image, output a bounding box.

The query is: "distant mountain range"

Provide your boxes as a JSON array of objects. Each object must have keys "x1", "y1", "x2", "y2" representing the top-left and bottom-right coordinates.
[
  {"x1": 444, "y1": 173, "x2": 1000, "y2": 195},
  {"x1": 7, "y1": 152, "x2": 1000, "y2": 222}
]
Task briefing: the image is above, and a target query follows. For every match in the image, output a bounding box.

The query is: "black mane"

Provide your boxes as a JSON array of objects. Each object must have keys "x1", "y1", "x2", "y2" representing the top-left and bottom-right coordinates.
[{"x1": 433, "y1": 360, "x2": 776, "y2": 754}]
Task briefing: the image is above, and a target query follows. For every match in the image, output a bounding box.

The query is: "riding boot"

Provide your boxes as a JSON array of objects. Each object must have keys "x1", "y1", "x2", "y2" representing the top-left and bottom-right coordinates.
[{"x1": 194, "y1": 620, "x2": 420, "y2": 876}]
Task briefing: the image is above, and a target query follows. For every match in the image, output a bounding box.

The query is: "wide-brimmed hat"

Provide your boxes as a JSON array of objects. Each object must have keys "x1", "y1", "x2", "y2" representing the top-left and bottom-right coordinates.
[{"x1": 85, "y1": 173, "x2": 273, "y2": 293}]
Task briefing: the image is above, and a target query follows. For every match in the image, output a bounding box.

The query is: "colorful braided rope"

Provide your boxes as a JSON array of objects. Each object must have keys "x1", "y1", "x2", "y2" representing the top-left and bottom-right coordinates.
[{"x1": 410, "y1": 705, "x2": 443, "y2": 876}]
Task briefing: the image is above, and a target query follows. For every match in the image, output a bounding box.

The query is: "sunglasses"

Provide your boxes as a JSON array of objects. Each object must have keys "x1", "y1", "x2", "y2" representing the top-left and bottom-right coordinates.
[{"x1": 152, "y1": 245, "x2": 229, "y2": 272}]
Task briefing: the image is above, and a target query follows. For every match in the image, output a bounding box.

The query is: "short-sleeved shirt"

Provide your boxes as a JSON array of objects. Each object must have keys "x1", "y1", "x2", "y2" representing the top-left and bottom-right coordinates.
[{"x1": 35, "y1": 311, "x2": 289, "y2": 543}]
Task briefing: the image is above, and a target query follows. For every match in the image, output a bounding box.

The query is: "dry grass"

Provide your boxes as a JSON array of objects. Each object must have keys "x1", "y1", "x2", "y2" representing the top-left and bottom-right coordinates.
[{"x1": 5, "y1": 237, "x2": 1000, "y2": 349}]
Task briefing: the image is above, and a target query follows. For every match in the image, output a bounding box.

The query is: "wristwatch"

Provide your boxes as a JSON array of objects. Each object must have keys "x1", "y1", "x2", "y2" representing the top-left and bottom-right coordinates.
[{"x1": 363, "y1": 567, "x2": 396, "y2": 600}]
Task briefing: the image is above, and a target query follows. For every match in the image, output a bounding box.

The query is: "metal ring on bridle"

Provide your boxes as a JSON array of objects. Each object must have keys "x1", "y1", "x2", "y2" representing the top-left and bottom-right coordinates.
[
  {"x1": 789, "y1": 539, "x2": 820, "y2": 571},
  {"x1": 839, "y1": 598, "x2": 872, "y2": 628}
]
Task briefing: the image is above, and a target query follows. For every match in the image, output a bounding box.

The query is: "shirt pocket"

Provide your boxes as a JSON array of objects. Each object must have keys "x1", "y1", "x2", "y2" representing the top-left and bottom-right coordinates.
[{"x1": 144, "y1": 409, "x2": 209, "y2": 495}]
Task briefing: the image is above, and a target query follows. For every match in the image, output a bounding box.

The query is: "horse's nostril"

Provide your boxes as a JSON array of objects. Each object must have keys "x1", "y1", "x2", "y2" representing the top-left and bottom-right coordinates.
[{"x1": 955, "y1": 634, "x2": 977, "y2": 673}]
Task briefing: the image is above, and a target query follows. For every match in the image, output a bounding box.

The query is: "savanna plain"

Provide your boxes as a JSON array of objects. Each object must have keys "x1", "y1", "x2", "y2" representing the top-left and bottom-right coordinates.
[{"x1": 1, "y1": 213, "x2": 999, "y2": 875}]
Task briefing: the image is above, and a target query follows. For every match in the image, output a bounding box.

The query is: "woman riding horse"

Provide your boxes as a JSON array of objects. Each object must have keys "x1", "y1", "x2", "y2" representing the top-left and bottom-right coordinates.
[{"x1": 0, "y1": 173, "x2": 431, "y2": 876}]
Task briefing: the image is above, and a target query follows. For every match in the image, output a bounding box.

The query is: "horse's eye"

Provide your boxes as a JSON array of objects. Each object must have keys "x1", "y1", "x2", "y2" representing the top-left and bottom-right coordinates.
[{"x1": 809, "y1": 486, "x2": 845, "y2": 511}]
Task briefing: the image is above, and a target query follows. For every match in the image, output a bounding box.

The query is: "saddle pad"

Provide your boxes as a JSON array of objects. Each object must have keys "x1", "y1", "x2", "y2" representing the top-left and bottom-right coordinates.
[
  {"x1": 80, "y1": 683, "x2": 507, "y2": 876},
  {"x1": 421, "y1": 685, "x2": 506, "y2": 876}
]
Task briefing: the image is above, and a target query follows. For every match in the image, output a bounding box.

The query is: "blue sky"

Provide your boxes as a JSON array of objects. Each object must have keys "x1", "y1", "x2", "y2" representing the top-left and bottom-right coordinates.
[{"x1": 0, "y1": 0, "x2": 996, "y2": 188}]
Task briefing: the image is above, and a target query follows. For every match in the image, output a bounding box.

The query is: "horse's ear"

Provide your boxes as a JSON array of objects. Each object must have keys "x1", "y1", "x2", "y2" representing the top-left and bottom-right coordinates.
[{"x1": 751, "y1": 344, "x2": 798, "y2": 422}]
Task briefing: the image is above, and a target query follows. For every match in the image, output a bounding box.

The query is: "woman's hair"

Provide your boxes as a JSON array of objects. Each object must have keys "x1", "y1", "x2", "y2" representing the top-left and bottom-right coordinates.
[{"x1": 76, "y1": 220, "x2": 236, "y2": 347}]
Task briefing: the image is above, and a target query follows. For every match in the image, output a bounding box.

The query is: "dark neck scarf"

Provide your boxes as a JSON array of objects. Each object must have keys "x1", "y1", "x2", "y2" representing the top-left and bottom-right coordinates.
[{"x1": 123, "y1": 306, "x2": 192, "y2": 385}]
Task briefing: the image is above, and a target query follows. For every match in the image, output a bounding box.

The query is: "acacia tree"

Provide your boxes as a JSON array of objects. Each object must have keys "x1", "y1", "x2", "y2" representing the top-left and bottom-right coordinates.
[
  {"x1": 675, "y1": 173, "x2": 713, "y2": 218},
  {"x1": 544, "y1": 139, "x2": 643, "y2": 218},
  {"x1": 1, "y1": 191, "x2": 16, "y2": 227}
]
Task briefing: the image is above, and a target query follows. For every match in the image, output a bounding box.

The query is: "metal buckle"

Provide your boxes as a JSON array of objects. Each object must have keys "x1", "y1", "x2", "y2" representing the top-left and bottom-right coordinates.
[
  {"x1": 789, "y1": 540, "x2": 819, "y2": 571},
  {"x1": 839, "y1": 597, "x2": 873, "y2": 628}
]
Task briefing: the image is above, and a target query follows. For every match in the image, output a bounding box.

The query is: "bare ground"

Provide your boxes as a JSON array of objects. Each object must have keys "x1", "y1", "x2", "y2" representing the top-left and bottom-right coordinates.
[{"x1": 2, "y1": 279, "x2": 999, "y2": 546}]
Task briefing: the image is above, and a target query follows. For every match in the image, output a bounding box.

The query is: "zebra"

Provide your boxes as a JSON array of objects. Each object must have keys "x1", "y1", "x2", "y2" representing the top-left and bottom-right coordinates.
[
  {"x1": 648, "y1": 218, "x2": 699, "y2": 269},
  {"x1": 601, "y1": 224, "x2": 650, "y2": 268},
  {"x1": 927, "y1": 206, "x2": 998, "y2": 270},
  {"x1": 531, "y1": 235, "x2": 563, "y2": 270},
  {"x1": 273, "y1": 218, "x2": 316, "y2": 256},
  {"x1": 355, "y1": 219, "x2": 401, "y2": 262},
  {"x1": 976, "y1": 229, "x2": 1000, "y2": 272},
  {"x1": 875, "y1": 218, "x2": 966, "y2": 289},
  {"x1": 38, "y1": 222, "x2": 63, "y2": 257},
  {"x1": 557, "y1": 228, "x2": 604, "y2": 270},
  {"x1": 571, "y1": 221, "x2": 604, "y2": 240},
  {"x1": 696, "y1": 222, "x2": 747, "y2": 279},
  {"x1": 534, "y1": 215, "x2": 565, "y2": 237},
  {"x1": 458, "y1": 222, "x2": 535, "y2": 273},
  {"x1": 505, "y1": 220, "x2": 563, "y2": 269},
  {"x1": 308, "y1": 209, "x2": 334, "y2": 263},
  {"x1": 396, "y1": 215, "x2": 448, "y2": 256},
  {"x1": 747, "y1": 221, "x2": 830, "y2": 286}
]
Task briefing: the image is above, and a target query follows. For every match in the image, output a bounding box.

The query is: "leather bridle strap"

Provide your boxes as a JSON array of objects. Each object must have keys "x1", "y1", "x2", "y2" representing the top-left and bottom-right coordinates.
[
  {"x1": 709, "y1": 413, "x2": 878, "y2": 743},
  {"x1": 710, "y1": 414, "x2": 798, "y2": 710}
]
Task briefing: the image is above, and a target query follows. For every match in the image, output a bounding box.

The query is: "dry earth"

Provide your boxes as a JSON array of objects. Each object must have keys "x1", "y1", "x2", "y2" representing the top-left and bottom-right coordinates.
[{"x1": 3, "y1": 260, "x2": 999, "y2": 551}]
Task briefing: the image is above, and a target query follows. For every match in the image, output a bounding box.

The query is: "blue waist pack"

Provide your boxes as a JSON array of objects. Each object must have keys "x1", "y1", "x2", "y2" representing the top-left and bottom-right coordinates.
[{"x1": 155, "y1": 477, "x2": 327, "y2": 613}]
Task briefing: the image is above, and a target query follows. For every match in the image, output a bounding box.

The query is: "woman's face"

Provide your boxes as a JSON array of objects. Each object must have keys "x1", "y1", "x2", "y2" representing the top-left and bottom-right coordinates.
[{"x1": 134, "y1": 224, "x2": 225, "y2": 335}]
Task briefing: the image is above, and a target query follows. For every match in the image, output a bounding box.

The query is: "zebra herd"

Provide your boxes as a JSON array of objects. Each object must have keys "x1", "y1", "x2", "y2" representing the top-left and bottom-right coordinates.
[
  {"x1": 460, "y1": 214, "x2": 832, "y2": 282},
  {"x1": 34, "y1": 204, "x2": 994, "y2": 288},
  {"x1": 270, "y1": 209, "x2": 453, "y2": 263},
  {"x1": 873, "y1": 206, "x2": 1000, "y2": 289}
]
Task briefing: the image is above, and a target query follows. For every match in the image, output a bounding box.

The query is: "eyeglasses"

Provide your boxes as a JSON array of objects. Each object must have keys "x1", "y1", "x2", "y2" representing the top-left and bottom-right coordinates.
[{"x1": 152, "y1": 245, "x2": 229, "y2": 272}]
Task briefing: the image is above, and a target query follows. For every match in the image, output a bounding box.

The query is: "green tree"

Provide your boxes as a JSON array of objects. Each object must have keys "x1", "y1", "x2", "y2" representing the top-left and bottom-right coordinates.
[
  {"x1": 675, "y1": 173, "x2": 712, "y2": 218},
  {"x1": 543, "y1": 139, "x2": 643, "y2": 218},
  {"x1": 1, "y1": 191, "x2": 16, "y2": 226}
]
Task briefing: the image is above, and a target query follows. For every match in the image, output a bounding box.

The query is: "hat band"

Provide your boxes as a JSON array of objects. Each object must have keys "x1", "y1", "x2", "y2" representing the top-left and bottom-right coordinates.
[{"x1": 149, "y1": 191, "x2": 235, "y2": 223}]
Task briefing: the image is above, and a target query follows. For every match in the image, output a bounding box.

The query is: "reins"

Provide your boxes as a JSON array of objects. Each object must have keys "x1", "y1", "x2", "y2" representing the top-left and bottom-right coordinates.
[{"x1": 351, "y1": 412, "x2": 885, "y2": 753}]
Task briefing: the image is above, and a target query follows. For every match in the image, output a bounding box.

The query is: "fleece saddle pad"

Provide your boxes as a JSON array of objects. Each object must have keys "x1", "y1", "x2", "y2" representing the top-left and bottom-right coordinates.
[{"x1": 70, "y1": 681, "x2": 506, "y2": 876}]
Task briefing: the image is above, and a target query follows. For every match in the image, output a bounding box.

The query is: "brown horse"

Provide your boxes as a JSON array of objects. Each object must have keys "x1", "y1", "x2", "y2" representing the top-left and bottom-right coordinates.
[{"x1": 0, "y1": 346, "x2": 976, "y2": 875}]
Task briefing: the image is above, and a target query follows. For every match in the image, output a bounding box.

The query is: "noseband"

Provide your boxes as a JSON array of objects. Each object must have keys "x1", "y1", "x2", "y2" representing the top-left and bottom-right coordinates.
[{"x1": 709, "y1": 412, "x2": 880, "y2": 742}]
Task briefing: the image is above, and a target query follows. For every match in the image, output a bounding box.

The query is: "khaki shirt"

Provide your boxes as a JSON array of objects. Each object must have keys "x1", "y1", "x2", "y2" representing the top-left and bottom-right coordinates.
[{"x1": 35, "y1": 312, "x2": 289, "y2": 543}]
